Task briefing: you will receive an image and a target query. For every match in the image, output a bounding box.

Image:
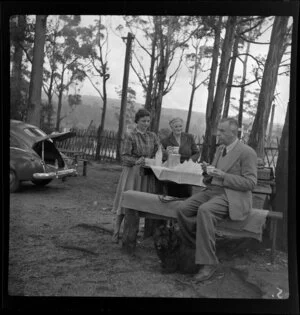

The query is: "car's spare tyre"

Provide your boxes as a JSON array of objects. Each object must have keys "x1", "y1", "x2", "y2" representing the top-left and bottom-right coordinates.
[
  {"x1": 10, "y1": 169, "x2": 20, "y2": 193},
  {"x1": 31, "y1": 179, "x2": 53, "y2": 186}
]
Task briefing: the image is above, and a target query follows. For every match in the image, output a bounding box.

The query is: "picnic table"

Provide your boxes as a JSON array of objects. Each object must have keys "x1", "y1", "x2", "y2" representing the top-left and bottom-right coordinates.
[{"x1": 121, "y1": 163, "x2": 282, "y2": 262}]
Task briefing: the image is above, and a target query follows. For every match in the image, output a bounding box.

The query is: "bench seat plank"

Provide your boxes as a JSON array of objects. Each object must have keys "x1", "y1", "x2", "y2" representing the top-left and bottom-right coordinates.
[{"x1": 121, "y1": 190, "x2": 282, "y2": 242}]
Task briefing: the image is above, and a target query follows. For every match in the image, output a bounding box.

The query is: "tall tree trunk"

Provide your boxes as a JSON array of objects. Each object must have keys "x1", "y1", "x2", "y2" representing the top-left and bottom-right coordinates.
[
  {"x1": 117, "y1": 32, "x2": 134, "y2": 161},
  {"x1": 248, "y1": 16, "x2": 289, "y2": 158},
  {"x1": 150, "y1": 19, "x2": 168, "y2": 133},
  {"x1": 237, "y1": 41, "x2": 250, "y2": 138},
  {"x1": 145, "y1": 29, "x2": 157, "y2": 111},
  {"x1": 186, "y1": 88, "x2": 196, "y2": 133},
  {"x1": 202, "y1": 16, "x2": 237, "y2": 162},
  {"x1": 11, "y1": 15, "x2": 26, "y2": 120},
  {"x1": 201, "y1": 16, "x2": 222, "y2": 163},
  {"x1": 211, "y1": 16, "x2": 237, "y2": 133},
  {"x1": 267, "y1": 103, "x2": 276, "y2": 146},
  {"x1": 186, "y1": 44, "x2": 200, "y2": 133},
  {"x1": 151, "y1": 69, "x2": 166, "y2": 133},
  {"x1": 223, "y1": 32, "x2": 239, "y2": 118},
  {"x1": 273, "y1": 102, "x2": 289, "y2": 251},
  {"x1": 95, "y1": 77, "x2": 108, "y2": 160},
  {"x1": 26, "y1": 15, "x2": 47, "y2": 127},
  {"x1": 55, "y1": 67, "x2": 65, "y2": 131}
]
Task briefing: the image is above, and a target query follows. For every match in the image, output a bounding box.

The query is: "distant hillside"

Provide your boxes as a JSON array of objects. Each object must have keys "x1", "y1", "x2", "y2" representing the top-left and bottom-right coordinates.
[
  {"x1": 48, "y1": 94, "x2": 282, "y2": 141},
  {"x1": 49, "y1": 94, "x2": 207, "y2": 138}
]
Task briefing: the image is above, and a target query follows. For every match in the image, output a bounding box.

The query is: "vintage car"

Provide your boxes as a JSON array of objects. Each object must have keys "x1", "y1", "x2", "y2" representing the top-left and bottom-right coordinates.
[{"x1": 10, "y1": 119, "x2": 78, "y2": 193}]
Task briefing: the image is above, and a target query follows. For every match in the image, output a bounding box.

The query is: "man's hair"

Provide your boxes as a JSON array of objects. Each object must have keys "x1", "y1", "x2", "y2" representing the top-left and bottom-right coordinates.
[
  {"x1": 134, "y1": 108, "x2": 151, "y2": 123},
  {"x1": 219, "y1": 117, "x2": 239, "y2": 135}
]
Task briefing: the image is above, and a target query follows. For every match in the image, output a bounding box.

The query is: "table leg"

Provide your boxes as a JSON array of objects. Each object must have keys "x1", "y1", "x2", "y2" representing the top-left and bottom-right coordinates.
[{"x1": 122, "y1": 208, "x2": 140, "y2": 254}]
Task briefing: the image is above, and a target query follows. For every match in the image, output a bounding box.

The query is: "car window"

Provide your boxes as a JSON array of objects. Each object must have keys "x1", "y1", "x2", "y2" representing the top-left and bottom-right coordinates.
[{"x1": 23, "y1": 127, "x2": 47, "y2": 137}]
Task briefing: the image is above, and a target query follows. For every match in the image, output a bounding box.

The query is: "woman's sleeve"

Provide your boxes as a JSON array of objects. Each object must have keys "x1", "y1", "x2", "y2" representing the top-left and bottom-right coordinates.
[
  {"x1": 121, "y1": 134, "x2": 138, "y2": 167},
  {"x1": 160, "y1": 135, "x2": 169, "y2": 161},
  {"x1": 152, "y1": 133, "x2": 160, "y2": 158},
  {"x1": 190, "y1": 134, "x2": 200, "y2": 162}
]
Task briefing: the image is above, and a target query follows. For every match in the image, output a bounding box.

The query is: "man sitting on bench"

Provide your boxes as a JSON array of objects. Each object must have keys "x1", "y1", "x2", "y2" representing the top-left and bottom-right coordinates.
[{"x1": 176, "y1": 117, "x2": 257, "y2": 282}]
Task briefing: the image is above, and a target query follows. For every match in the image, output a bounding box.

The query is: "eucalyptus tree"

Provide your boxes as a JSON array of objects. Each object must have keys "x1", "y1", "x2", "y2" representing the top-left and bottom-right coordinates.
[
  {"x1": 184, "y1": 17, "x2": 212, "y2": 133},
  {"x1": 120, "y1": 15, "x2": 195, "y2": 132},
  {"x1": 201, "y1": 16, "x2": 237, "y2": 162},
  {"x1": 26, "y1": 15, "x2": 48, "y2": 127},
  {"x1": 222, "y1": 16, "x2": 266, "y2": 119},
  {"x1": 10, "y1": 15, "x2": 28, "y2": 120},
  {"x1": 248, "y1": 16, "x2": 291, "y2": 158},
  {"x1": 78, "y1": 16, "x2": 110, "y2": 159},
  {"x1": 42, "y1": 15, "x2": 85, "y2": 131}
]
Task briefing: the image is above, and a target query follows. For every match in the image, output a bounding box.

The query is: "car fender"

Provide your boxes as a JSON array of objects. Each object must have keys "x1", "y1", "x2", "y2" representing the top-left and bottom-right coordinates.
[{"x1": 10, "y1": 148, "x2": 44, "y2": 181}]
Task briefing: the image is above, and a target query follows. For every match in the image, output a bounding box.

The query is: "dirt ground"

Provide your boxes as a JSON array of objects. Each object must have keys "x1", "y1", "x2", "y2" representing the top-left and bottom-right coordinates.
[{"x1": 7, "y1": 162, "x2": 289, "y2": 306}]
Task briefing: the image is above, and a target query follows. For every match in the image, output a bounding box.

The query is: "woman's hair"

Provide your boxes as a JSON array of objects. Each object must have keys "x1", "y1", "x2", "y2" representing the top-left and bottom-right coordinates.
[
  {"x1": 169, "y1": 117, "x2": 184, "y2": 127},
  {"x1": 134, "y1": 108, "x2": 151, "y2": 123}
]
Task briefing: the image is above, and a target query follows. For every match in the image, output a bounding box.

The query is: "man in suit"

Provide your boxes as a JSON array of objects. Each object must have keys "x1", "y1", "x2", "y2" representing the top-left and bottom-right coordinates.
[{"x1": 176, "y1": 117, "x2": 257, "y2": 282}]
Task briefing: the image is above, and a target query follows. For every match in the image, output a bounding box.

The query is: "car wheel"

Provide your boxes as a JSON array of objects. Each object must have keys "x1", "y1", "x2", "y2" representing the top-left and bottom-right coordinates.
[
  {"x1": 31, "y1": 179, "x2": 53, "y2": 186},
  {"x1": 10, "y1": 169, "x2": 20, "y2": 193}
]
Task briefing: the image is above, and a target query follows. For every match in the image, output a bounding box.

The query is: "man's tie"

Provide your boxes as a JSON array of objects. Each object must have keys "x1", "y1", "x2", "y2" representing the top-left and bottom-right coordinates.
[{"x1": 222, "y1": 147, "x2": 227, "y2": 157}]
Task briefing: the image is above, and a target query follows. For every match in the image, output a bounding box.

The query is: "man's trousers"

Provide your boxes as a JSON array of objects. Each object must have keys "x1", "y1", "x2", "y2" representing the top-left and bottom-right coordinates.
[{"x1": 176, "y1": 185, "x2": 229, "y2": 265}]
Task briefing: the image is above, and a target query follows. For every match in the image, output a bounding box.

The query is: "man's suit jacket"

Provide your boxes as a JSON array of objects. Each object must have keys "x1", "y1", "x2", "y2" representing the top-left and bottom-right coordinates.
[
  {"x1": 161, "y1": 132, "x2": 199, "y2": 163},
  {"x1": 211, "y1": 141, "x2": 257, "y2": 221}
]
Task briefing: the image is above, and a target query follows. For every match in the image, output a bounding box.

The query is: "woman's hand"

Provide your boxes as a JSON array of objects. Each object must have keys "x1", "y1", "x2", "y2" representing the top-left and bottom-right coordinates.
[
  {"x1": 166, "y1": 146, "x2": 174, "y2": 155},
  {"x1": 135, "y1": 157, "x2": 145, "y2": 166}
]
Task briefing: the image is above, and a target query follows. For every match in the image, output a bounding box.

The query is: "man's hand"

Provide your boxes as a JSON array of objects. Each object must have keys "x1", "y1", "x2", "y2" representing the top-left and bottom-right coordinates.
[{"x1": 209, "y1": 168, "x2": 225, "y2": 179}]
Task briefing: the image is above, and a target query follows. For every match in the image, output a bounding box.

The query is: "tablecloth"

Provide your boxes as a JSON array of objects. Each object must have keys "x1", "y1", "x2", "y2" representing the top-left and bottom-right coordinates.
[{"x1": 149, "y1": 165, "x2": 205, "y2": 186}]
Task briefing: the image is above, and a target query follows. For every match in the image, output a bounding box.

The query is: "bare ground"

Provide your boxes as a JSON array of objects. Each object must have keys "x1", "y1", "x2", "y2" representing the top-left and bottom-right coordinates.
[{"x1": 7, "y1": 162, "x2": 289, "y2": 303}]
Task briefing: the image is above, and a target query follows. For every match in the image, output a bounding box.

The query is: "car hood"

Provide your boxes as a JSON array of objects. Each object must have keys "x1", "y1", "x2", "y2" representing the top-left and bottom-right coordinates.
[{"x1": 32, "y1": 131, "x2": 76, "y2": 145}]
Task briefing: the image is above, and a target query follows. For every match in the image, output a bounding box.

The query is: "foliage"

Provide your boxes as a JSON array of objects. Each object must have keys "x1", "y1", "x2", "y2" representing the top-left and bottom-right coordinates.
[{"x1": 118, "y1": 15, "x2": 198, "y2": 132}]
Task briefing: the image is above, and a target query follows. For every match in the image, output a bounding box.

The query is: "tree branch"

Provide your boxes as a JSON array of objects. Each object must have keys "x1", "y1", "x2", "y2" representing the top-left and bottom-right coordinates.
[
  {"x1": 84, "y1": 72, "x2": 103, "y2": 99},
  {"x1": 238, "y1": 34, "x2": 270, "y2": 45},
  {"x1": 130, "y1": 62, "x2": 148, "y2": 91},
  {"x1": 237, "y1": 17, "x2": 265, "y2": 36},
  {"x1": 229, "y1": 77, "x2": 261, "y2": 88},
  {"x1": 131, "y1": 49, "x2": 149, "y2": 85},
  {"x1": 18, "y1": 42, "x2": 33, "y2": 64}
]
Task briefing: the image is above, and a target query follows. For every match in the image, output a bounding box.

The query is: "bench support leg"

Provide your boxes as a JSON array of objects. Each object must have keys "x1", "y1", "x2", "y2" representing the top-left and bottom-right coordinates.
[
  {"x1": 83, "y1": 161, "x2": 87, "y2": 176},
  {"x1": 122, "y1": 208, "x2": 140, "y2": 254},
  {"x1": 271, "y1": 220, "x2": 278, "y2": 263}
]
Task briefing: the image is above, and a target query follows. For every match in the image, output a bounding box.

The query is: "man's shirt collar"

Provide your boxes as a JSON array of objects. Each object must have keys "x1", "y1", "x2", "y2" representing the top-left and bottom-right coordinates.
[{"x1": 226, "y1": 138, "x2": 239, "y2": 153}]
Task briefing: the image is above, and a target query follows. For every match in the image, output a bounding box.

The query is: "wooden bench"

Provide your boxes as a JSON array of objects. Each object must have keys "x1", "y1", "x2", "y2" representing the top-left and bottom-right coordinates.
[
  {"x1": 121, "y1": 190, "x2": 283, "y2": 263},
  {"x1": 59, "y1": 149, "x2": 88, "y2": 176}
]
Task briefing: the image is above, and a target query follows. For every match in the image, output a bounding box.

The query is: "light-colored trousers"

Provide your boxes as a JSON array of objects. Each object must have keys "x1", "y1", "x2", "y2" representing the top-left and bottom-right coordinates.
[{"x1": 176, "y1": 185, "x2": 229, "y2": 265}]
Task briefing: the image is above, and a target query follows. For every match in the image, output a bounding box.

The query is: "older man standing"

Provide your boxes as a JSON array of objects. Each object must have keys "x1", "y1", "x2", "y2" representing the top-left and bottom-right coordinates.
[{"x1": 176, "y1": 117, "x2": 257, "y2": 282}]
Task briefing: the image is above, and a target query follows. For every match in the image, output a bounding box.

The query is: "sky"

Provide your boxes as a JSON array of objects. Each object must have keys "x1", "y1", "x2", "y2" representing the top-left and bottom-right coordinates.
[{"x1": 78, "y1": 15, "x2": 292, "y2": 125}]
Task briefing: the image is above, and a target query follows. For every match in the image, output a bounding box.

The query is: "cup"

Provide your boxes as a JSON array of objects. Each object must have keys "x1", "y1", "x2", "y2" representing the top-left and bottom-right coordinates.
[
  {"x1": 167, "y1": 154, "x2": 181, "y2": 168},
  {"x1": 172, "y1": 146, "x2": 179, "y2": 154},
  {"x1": 207, "y1": 165, "x2": 215, "y2": 174}
]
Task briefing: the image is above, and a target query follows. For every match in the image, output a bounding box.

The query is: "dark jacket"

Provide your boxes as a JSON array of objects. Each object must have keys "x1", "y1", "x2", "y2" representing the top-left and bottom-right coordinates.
[{"x1": 161, "y1": 132, "x2": 199, "y2": 163}]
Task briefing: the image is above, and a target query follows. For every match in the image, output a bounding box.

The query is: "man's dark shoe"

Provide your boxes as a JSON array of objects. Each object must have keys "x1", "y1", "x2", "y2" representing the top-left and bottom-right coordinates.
[{"x1": 194, "y1": 265, "x2": 217, "y2": 282}]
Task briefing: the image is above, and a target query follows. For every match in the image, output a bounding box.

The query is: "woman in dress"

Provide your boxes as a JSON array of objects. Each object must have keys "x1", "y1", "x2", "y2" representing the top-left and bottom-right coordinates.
[
  {"x1": 161, "y1": 117, "x2": 200, "y2": 198},
  {"x1": 112, "y1": 108, "x2": 160, "y2": 243}
]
